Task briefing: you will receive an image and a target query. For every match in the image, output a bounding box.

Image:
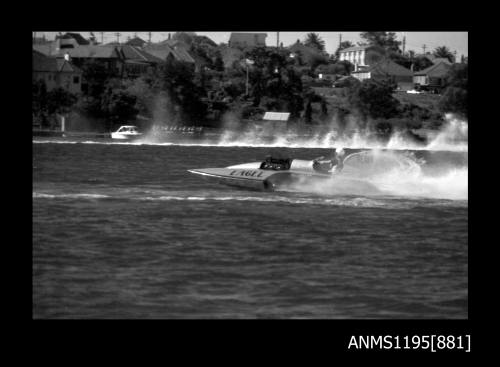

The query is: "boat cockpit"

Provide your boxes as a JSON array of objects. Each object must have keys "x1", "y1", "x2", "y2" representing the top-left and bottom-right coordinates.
[
  {"x1": 260, "y1": 156, "x2": 292, "y2": 171},
  {"x1": 116, "y1": 126, "x2": 139, "y2": 133},
  {"x1": 258, "y1": 155, "x2": 341, "y2": 174}
]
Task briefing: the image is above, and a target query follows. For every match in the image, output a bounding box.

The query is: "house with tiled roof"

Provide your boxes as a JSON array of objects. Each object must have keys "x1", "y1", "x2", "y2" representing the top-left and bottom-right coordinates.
[
  {"x1": 351, "y1": 58, "x2": 414, "y2": 90},
  {"x1": 229, "y1": 33, "x2": 267, "y2": 49},
  {"x1": 158, "y1": 39, "x2": 189, "y2": 49},
  {"x1": 32, "y1": 50, "x2": 82, "y2": 94},
  {"x1": 119, "y1": 45, "x2": 163, "y2": 62},
  {"x1": 118, "y1": 45, "x2": 163, "y2": 78},
  {"x1": 125, "y1": 36, "x2": 147, "y2": 48},
  {"x1": 34, "y1": 42, "x2": 121, "y2": 59},
  {"x1": 431, "y1": 57, "x2": 452, "y2": 65},
  {"x1": 419, "y1": 53, "x2": 453, "y2": 65},
  {"x1": 143, "y1": 43, "x2": 196, "y2": 66},
  {"x1": 42, "y1": 45, "x2": 124, "y2": 76},
  {"x1": 413, "y1": 60, "x2": 452, "y2": 91}
]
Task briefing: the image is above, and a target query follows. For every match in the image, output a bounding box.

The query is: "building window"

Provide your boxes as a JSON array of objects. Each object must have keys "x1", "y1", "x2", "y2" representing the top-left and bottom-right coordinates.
[{"x1": 73, "y1": 76, "x2": 80, "y2": 84}]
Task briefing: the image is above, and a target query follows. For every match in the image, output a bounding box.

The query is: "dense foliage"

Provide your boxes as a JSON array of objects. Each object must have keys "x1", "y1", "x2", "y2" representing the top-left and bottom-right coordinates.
[
  {"x1": 346, "y1": 78, "x2": 400, "y2": 120},
  {"x1": 433, "y1": 46, "x2": 455, "y2": 63},
  {"x1": 359, "y1": 32, "x2": 401, "y2": 53},
  {"x1": 439, "y1": 63, "x2": 468, "y2": 118},
  {"x1": 304, "y1": 33, "x2": 326, "y2": 53},
  {"x1": 32, "y1": 80, "x2": 77, "y2": 127},
  {"x1": 158, "y1": 58, "x2": 207, "y2": 124}
]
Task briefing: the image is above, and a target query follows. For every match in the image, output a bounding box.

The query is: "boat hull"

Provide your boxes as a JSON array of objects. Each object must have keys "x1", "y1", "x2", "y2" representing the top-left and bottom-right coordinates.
[
  {"x1": 111, "y1": 132, "x2": 143, "y2": 140},
  {"x1": 188, "y1": 167, "x2": 331, "y2": 191}
]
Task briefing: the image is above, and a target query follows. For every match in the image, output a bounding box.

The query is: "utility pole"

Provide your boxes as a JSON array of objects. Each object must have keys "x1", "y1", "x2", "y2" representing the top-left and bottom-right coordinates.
[
  {"x1": 148, "y1": 32, "x2": 152, "y2": 44},
  {"x1": 339, "y1": 33, "x2": 342, "y2": 47},
  {"x1": 402, "y1": 34, "x2": 406, "y2": 54},
  {"x1": 422, "y1": 44, "x2": 427, "y2": 54},
  {"x1": 115, "y1": 32, "x2": 121, "y2": 44},
  {"x1": 244, "y1": 59, "x2": 254, "y2": 96},
  {"x1": 277, "y1": 32, "x2": 279, "y2": 48},
  {"x1": 246, "y1": 64, "x2": 249, "y2": 95},
  {"x1": 100, "y1": 32, "x2": 104, "y2": 44}
]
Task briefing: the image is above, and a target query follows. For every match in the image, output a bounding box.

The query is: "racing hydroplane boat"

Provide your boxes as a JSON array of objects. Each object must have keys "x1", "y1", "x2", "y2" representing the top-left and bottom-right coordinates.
[{"x1": 188, "y1": 154, "x2": 347, "y2": 191}]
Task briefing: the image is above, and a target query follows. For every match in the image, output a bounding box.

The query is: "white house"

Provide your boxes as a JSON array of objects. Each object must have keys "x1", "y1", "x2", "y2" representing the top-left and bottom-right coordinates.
[{"x1": 338, "y1": 45, "x2": 371, "y2": 70}]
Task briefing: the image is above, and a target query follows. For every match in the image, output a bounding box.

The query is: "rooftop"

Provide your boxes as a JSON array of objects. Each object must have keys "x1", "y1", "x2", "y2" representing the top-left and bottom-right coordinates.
[
  {"x1": 339, "y1": 45, "x2": 371, "y2": 53},
  {"x1": 34, "y1": 43, "x2": 120, "y2": 58},
  {"x1": 57, "y1": 45, "x2": 120, "y2": 58},
  {"x1": 352, "y1": 58, "x2": 413, "y2": 76},
  {"x1": 33, "y1": 51, "x2": 82, "y2": 73},
  {"x1": 414, "y1": 60, "x2": 452, "y2": 76},
  {"x1": 119, "y1": 45, "x2": 163, "y2": 63},
  {"x1": 263, "y1": 112, "x2": 290, "y2": 121},
  {"x1": 143, "y1": 43, "x2": 195, "y2": 63},
  {"x1": 125, "y1": 37, "x2": 147, "y2": 47},
  {"x1": 431, "y1": 57, "x2": 452, "y2": 65}
]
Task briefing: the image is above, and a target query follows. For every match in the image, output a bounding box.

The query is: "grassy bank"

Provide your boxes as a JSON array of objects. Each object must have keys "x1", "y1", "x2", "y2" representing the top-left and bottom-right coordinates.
[{"x1": 393, "y1": 91, "x2": 441, "y2": 112}]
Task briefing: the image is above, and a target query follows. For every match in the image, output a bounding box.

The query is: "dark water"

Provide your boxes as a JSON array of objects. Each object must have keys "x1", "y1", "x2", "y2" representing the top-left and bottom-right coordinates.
[{"x1": 33, "y1": 138, "x2": 468, "y2": 318}]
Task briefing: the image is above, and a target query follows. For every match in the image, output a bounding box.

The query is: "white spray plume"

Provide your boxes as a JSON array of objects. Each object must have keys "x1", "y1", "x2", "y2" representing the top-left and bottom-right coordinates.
[
  {"x1": 211, "y1": 114, "x2": 468, "y2": 152},
  {"x1": 284, "y1": 150, "x2": 467, "y2": 201}
]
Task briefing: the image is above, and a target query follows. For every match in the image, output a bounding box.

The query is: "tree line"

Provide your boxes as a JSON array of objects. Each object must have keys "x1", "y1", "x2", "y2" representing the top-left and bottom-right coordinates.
[{"x1": 32, "y1": 32, "x2": 468, "y2": 132}]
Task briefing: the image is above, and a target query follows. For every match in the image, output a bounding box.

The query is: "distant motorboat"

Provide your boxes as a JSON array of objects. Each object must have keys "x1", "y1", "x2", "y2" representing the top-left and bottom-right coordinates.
[{"x1": 111, "y1": 125, "x2": 143, "y2": 140}]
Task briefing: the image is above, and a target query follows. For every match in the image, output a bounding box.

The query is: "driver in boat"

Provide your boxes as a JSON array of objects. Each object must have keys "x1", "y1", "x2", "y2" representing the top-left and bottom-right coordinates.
[{"x1": 313, "y1": 148, "x2": 345, "y2": 173}]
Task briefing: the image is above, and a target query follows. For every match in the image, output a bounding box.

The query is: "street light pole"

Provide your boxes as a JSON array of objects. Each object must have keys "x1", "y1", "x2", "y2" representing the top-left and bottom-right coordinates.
[
  {"x1": 244, "y1": 58, "x2": 254, "y2": 96},
  {"x1": 246, "y1": 63, "x2": 249, "y2": 96}
]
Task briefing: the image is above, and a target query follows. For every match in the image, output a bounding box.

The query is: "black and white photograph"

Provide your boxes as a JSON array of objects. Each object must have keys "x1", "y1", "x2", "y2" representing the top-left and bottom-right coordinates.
[{"x1": 32, "y1": 31, "x2": 468, "y2": 323}]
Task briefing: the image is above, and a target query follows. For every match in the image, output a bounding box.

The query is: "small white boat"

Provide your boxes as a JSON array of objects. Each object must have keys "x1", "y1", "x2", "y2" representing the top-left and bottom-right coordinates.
[{"x1": 111, "y1": 125, "x2": 143, "y2": 140}]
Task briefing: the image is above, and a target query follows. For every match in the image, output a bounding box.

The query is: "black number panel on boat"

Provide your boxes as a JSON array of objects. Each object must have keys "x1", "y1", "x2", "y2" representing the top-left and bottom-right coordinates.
[{"x1": 229, "y1": 170, "x2": 265, "y2": 177}]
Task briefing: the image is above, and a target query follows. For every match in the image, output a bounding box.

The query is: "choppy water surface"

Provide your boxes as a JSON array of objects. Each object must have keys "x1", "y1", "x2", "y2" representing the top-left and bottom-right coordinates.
[{"x1": 33, "y1": 138, "x2": 468, "y2": 318}]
